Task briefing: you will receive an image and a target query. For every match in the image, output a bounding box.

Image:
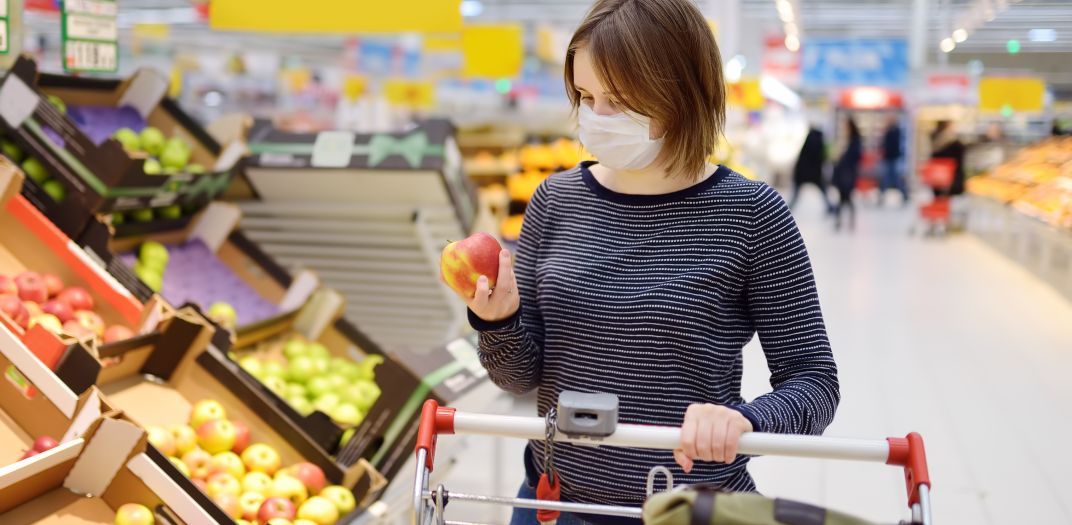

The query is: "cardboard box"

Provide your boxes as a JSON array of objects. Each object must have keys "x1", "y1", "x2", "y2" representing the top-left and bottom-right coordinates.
[
  {"x1": 90, "y1": 201, "x2": 321, "y2": 338},
  {"x1": 96, "y1": 307, "x2": 386, "y2": 503},
  {"x1": 0, "y1": 159, "x2": 165, "y2": 394},
  {"x1": 0, "y1": 416, "x2": 234, "y2": 524},
  {"x1": 0, "y1": 55, "x2": 246, "y2": 215}
]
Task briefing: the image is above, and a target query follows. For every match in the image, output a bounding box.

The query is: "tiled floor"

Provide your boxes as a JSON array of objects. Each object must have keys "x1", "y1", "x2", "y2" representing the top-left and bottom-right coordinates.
[{"x1": 425, "y1": 190, "x2": 1072, "y2": 524}]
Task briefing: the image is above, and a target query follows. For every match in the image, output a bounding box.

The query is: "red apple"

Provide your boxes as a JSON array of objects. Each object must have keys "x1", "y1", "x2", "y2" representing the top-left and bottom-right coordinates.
[
  {"x1": 103, "y1": 324, "x2": 135, "y2": 344},
  {"x1": 440, "y1": 232, "x2": 502, "y2": 299},
  {"x1": 41, "y1": 273, "x2": 63, "y2": 298},
  {"x1": 0, "y1": 295, "x2": 29, "y2": 328},
  {"x1": 58, "y1": 286, "x2": 94, "y2": 311},
  {"x1": 212, "y1": 492, "x2": 243, "y2": 520},
  {"x1": 182, "y1": 448, "x2": 215, "y2": 479},
  {"x1": 40, "y1": 300, "x2": 74, "y2": 323},
  {"x1": 258, "y1": 497, "x2": 297, "y2": 522},
  {"x1": 29, "y1": 313, "x2": 63, "y2": 334},
  {"x1": 206, "y1": 472, "x2": 242, "y2": 498},
  {"x1": 73, "y1": 310, "x2": 105, "y2": 337},
  {"x1": 169, "y1": 425, "x2": 198, "y2": 455},
  {"x1": 231, "y1": 421, "x2": 251, "y2": 454},
  {"x1": 0, "y1": 275, "x2": 17, "y2": 296},
  {"x1": 20, "y1": 449, "x2": 39, "y2": 460},
  {"x1": 147, "y1": 426, "x2": 176, "y2": 456},
  {"x1": 191, "y1": 478, "x2": 208, "y2": 493},
  {"x1": 270, "y1": 474, "x2": 308, "y2": 507},
  {"x1": 241, "y1": 443, "x2": 282, "y2": 475},
  {"x1": 62, "y1": 320, "x2": 94, "y2": 340},
  {"x1": 283, "y1": 462, "x2": 327, "y2": 494},
  {"x1": 197, "y1": 419, "x2": 238, "y2": 454},
  {"x1": 32, "y1": 436, "x2": 59, "y2": 452},
  {"x1": 15, "y1": 272, "x2": 48, "y2": 303},
  {"x1": 239, "y1": 491, "x2": 267, "y2": 520}
]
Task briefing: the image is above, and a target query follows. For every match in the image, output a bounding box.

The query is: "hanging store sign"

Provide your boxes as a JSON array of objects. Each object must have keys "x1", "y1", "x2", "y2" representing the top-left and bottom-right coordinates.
[
  {"x1": 462, "y1": 24, "x2": 524, "y2": 78},
  {"x1": 802, "y1": 38, "x2": 908, "y2": 88},
  {"x1": 61, "y1": 0, "x2": 118, "y2": 73},
  {"x1": 210, "y1": 0, "x2": 462, "y2": 33},
  {"x1": 978, "y1": 77, "x2": 1046, "y2": 113}
]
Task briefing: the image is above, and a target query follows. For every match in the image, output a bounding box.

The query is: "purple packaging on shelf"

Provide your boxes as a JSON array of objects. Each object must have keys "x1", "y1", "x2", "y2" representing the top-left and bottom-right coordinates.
[{"x1": 67, "y1": 105, "x2": 148, "y2": 146}]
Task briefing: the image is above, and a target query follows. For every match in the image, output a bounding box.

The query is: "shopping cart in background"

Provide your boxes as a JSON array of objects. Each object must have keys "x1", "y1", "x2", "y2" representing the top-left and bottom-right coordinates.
[
  {"x1": 413, "y1": 392, "x2": 933, "y2": 525},
  {"x1": 914, "y1": 158, "x2": 957, "y2": 236}
]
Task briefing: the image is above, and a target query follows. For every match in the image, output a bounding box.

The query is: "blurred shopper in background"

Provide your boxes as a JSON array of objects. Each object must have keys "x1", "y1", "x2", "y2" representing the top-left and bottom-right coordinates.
[
  {"x1": 833, "y1": 118, "x2": 862, "y2": 231},
  {"x1": 789, "y1": 123, "x2": 833, "y2": 213},
  {"x1": 879, "y1": 115, "x2": 908, "y2": 206},
  {"x1": 930, "y1": 120, "x2": 966, "y2": 197}
]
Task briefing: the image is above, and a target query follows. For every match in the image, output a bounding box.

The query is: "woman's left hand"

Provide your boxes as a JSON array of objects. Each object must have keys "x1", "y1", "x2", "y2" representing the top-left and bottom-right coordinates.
[{"x1": 674, "y1": 404, "x2": 753, "y2": 473}]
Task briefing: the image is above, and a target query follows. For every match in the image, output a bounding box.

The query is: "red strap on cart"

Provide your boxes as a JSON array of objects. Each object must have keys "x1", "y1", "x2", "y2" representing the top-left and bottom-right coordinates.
[{"x1": 536, "y1": 471, "x2": 561, "y2": 523}]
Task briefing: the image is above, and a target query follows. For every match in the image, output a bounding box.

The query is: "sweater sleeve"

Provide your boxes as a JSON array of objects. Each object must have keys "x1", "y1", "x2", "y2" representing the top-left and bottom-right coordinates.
[
  {"x1": 733, "y1": 184, "x2": 840, "y2": 435},
  {"x1": 467, "y1": 182, "x2": 549, "y2": 395}
]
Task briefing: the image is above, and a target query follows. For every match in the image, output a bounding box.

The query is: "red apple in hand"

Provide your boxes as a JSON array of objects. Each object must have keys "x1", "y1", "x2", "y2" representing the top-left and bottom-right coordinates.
[
  {"x1": 40, "y1": 300, "x2": 74, "y2": 323},
  {"x1": 41, "y1": 274, "x2": 63, "y2": 298},
  {"x1": 57, "y1": 286, "x2": 94, "y2": 311},
  {"x1": 0, "y1": 295, "x2": 29, "y2": 328},
  {"x1": 103, "y1": 324, "x2": 135, "y2": 344},
  {"x1": 440, "y1": 232, "x2": 502, "y2": 299},
  {"x1": 0, "y1": 275, "x2": 17, "y2": 296},
  {"x1": 258, "y1": 497, "x2": 297, "y2": 522},
  {"x1": 73, "y1": 310, "x2": 105, "y2": 337},
  {"x1": 15, "y1": 272, "x2": 48, "y2": 303}
]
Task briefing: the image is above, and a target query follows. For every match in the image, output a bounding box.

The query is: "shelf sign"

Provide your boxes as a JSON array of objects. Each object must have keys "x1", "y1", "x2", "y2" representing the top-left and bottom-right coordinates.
[
  {"x1": 61, "y1": 0, "x2": 118, "y2": 73},
  {"x1": 210, "y1": 0, "x2": 461, "y2": 33},
  {"x1": 978, "y1": 77, "x2": 1045, "y2": 113},
  {"x1": 0, "y1": 1, "x2": 9, "y2": 54}
]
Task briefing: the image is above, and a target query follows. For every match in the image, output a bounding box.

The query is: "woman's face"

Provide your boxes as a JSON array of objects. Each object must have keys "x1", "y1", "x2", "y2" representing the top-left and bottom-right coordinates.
[{"x1": 572, "y1": 46, "x2": 666, "y2": 140}]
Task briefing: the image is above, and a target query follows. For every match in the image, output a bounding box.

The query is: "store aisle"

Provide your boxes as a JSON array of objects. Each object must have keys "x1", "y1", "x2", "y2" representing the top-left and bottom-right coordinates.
[{"x1": 439, "y1": 192, "x2": 1072, "y2": 525}]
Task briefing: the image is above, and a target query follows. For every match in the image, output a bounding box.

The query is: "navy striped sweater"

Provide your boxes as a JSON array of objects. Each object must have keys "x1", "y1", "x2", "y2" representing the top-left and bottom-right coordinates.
[{"x1": 470, "y1": 162, "x2": 840, "y2": 516}]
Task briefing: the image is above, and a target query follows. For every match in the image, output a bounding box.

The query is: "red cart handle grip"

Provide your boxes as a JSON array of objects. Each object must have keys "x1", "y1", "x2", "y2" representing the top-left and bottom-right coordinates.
[
  {"x1": 415, "y1": 399, "x2": 457, "y2": 472},
  {"x1": 886, "y1": 432, "x2": 931, "y2": 508}
]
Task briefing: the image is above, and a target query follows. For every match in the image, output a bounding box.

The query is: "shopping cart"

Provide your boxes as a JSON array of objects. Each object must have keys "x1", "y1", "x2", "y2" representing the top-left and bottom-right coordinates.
[
  {"x1": 413, "y1": 393, "x2": 933, "y2": 525},
  {"x1": 915, "y1": 158, "x2": 956, "y2": 235}
]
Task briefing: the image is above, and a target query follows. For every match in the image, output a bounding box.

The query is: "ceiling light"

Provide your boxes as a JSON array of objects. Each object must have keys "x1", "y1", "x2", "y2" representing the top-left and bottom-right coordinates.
[
  {"x1": 785, "y1": 34, "x2": 800, "y2": 52},
  {"x1": 784, "y1": 22, "x2": 798, "y2": 37},
  {"x1": 460, "y1": 0, "x2": 484, "y2": 17},
  {"x1": 940, "y1": 38, "x2": 955, "y2": 53},
  {"x1": 776, "y1": 0, "x2": 794, "y2": 23},
  {"x1": 1028, "y1": 29, "x2": 1057, "y2": 43},
  {"x1": 953, "y1": 29, "x2": 968, "y2": 43}
]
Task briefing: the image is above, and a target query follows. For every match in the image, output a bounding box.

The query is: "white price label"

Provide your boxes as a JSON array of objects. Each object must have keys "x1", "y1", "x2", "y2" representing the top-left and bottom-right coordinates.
[
  {"x1": 65, "y1": 41, "x2": 117, "y2": 72},
  {"x1": 64, "y1": 0, "x2": 117, "y2": 17},
  {"x1": 0, "y1": 0, "x2": 8, "y2": 18},
  {"x1": 0, "y1": 22, "x2": 7, "y2": 54},
  {"x1": 66, "y1": 13, "x2": 118, "y2": 41}
]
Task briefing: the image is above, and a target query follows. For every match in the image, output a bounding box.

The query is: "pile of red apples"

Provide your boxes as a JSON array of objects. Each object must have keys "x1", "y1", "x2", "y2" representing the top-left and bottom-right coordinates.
[{"x1": 0, "y1": 271, "x2": 134, "y2": 344}]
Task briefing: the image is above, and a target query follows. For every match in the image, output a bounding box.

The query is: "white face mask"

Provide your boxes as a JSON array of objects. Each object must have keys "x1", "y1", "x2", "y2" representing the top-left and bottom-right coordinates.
[{"x1": 578, "y1": 104, "x2": 663, "y2": 171}]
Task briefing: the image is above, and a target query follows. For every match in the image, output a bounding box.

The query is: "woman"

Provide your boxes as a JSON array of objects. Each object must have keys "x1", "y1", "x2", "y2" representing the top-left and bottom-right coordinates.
[
  {"x1": 789, "y1": 123, "x2": 833, "y2": 213},
  {"x1": 930, "y1": 120, "x2": 966, "y2": 197},
  {"x1": 455, "y1": 1, "x2": 840, "y2": 523},
  {"x1": 833, "y1": 118, "x2": 862, "y2": 231}
]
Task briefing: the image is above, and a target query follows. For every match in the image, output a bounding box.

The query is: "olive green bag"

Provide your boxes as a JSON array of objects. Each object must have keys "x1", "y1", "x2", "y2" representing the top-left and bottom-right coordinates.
[{"x1": 643, "y1": 489, "x2": 879, "y2": 525}]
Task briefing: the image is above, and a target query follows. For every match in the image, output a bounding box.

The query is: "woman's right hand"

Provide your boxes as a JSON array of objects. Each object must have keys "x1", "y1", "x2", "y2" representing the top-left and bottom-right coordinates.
[{"x1": 454, "y1": 249, "x2": 520, "y2": 323}]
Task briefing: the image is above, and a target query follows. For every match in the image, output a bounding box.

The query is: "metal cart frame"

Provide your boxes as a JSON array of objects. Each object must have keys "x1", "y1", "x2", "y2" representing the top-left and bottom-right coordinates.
[{"x1": 414, "y1": 399, "x2": 932, "y2": 525}]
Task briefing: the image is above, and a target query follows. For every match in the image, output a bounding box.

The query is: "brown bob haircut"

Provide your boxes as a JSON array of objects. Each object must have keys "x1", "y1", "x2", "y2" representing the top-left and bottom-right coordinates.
[{"x1": 565, "y1": 0, "x2": 726, "y2": 179}]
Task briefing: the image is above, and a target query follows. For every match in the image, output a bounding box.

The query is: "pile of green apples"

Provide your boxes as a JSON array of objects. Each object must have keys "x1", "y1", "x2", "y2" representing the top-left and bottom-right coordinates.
[
  {"x1": 147, "y1": 399, "x2": 358, "y2": 525},
  {"x1": 236, "y1": 337, "x2": 383, "y2": 427},
  {"x1": 113, "y1": 127, "x2": 204, "y2": 176},
  {"x1": 0, "y1": 140, "x2": 67, "y2": 204},
  {"x1": 133, "y1": 241, "x2": 168, "y2": 292}
]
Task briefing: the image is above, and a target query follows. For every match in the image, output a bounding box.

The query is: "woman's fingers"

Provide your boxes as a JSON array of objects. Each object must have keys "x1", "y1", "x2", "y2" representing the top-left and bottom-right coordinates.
[
  {"x1": 724, "y1": 420, "x2": 744, "y2": 464},
  {"x1": 470, "y1": 275, "x2": 491, "y2": 311},
  {"x1": 695, "y1": 417, "x2": 715, "y2": 462},
  {"x1": 490, "y1": 250, "x2": 515, "y2": 302},
  {"x1": 673, "y1": 448, "x2": 694, "y2": 474},
  {"x1": 711, "y1": 418, "x2": 729, "y2": 463},
  {"x1": 679, "y1": 412, "x2": 698, "y2": 462}
]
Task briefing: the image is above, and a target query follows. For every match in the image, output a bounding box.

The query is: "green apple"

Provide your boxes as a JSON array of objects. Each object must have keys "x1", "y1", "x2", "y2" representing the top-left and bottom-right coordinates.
[
  {"x1": 262, "y1": 361, "x2": 286, "y2": 380},
  {"x1": 330, "y1": 358, "x2": 359, "y2": 380},
  {"x1": 114, "y1": 128, "x2": 141, "y2": 151},
  {"x1": 46, "y1": 95, "x2": 66, "y2": 114},
  {"x1": 319, "y1": 485, "x2": 356, "y2": 515},
  {"x1": 134, "y1": 265, "x2": 163, "y2": 292},
  {"x1": 346, "y1": 380, "x2": 381, "y2": 412},
  {"x1": 284, "y1": 383, "x2": 307, "y2": 399},
  {"x1": 131, "y1": 208, "x2": 155, "y2": 222},
  {"x1": 143, "y1": 158, "x2": 163, "y2": 174},
  {"x1": 338, "y1": 428, "x2": 355, "y2": 449},
  {"x1": 140, "y1": 127, "x2": 166, "y2": 156},
  {"x1": 187, "y1": 163, "x2": 205, "y2": 174},
  {"x1": 306, "y1": 343, "x2": 330, "y2": 360},
  {"x1": 297, "y1": 496, "x2": 338, "y2": 525},
  {"x1": 157, "y1": 205, "x2": 182, "y2": 220},
  {"x1": 332, "y1": 403, "x2": 363, "y2": 425},
  {"x1": 287, "y1": 356, "x2": 317, "y2": 384},
  {"x1": 312, "y1": 393, "x2": 340, "y2": 415},
  {"x1": 161, "y1": 142, "x2": 191, "y2": 170},
  {"x1": 111, "y1": 212, "x2": 125, "y2": 225},
  {"x1": 310, "y1": 357, "x2": 329, "y2": 377},
  {"x1": 139, "y1": 240, "x2": 170, "y2": 267},
  {"x1": 166, "y1": 136, "x2": 190, "y2": 153},
  {"x1": 20, "y1": 158, "x2": 49, "y2": 184},
  {"x1": 283, "y1": 339, "x2": 309, "y2": 360},
  {"x1": 41, "y1": 179, "x2": 66, "y2": 202},
  {"x1": 238, "y1": 356, "x2": 264, "y2": 378},
  {"x1": 355, "y1": 355, "x2": 385, "y2": 381},
  {"x1": 1, "y1": 139, "x2": 23, "y2": 162},
  {"x1": 263, "y1": 376, "x2": 288, "y2": 396},
  {"x1": 325, "y1": 374, "x2": 347, "y2": 391},
  {"x1": 305, "y1": 376, "x2": 333, "y2": 399},
  {"x1": 208, "y1": 301, "x2": 237, "y2": 329},
  {"x1": 286, "y1": 395, "x2": 314, "y2": 416}
]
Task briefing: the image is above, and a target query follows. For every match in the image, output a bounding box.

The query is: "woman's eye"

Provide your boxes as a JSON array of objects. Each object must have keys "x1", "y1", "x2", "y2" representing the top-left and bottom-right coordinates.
[{"x1": 579, "y1": 95, "x2": 594, "y2": 106}]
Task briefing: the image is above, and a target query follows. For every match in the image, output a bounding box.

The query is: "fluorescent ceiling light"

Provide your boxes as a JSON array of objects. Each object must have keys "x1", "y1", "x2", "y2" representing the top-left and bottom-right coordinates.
[
  {"x1": 953, "y1": 29, "x2": 968, "y2": 43},
  {"x1": 1028, "y1": 29, "x2": 1057, "y2": 43},
  {"x1": 460, "y1": 0, "x2": 484, "y2": 17}
]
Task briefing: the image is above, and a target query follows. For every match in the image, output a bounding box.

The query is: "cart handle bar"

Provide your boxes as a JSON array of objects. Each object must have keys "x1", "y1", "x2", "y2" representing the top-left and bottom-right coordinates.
[{"x1": 416, "y1": 400, "x2": 931, "y2": 508}]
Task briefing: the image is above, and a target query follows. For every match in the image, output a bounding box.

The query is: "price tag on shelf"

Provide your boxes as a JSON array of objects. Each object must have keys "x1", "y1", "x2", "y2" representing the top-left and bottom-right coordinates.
[
  {"x1": 61, "y1": 0, "x2": 118, "y2": 73},
  {"x1": 0, "y1": 0, "x2": 9, "y2": 54}
]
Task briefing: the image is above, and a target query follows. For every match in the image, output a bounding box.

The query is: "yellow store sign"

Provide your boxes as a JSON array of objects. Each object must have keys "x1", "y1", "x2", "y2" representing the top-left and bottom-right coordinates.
[{"x1": 210, "y1": 0, "x2": 462, "y2": 33}]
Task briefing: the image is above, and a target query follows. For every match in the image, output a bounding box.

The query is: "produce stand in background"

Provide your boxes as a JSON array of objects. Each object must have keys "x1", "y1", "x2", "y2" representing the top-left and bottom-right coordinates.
[{"x1": 234, "y1": 119, "x2": 472, "y2": 352}]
